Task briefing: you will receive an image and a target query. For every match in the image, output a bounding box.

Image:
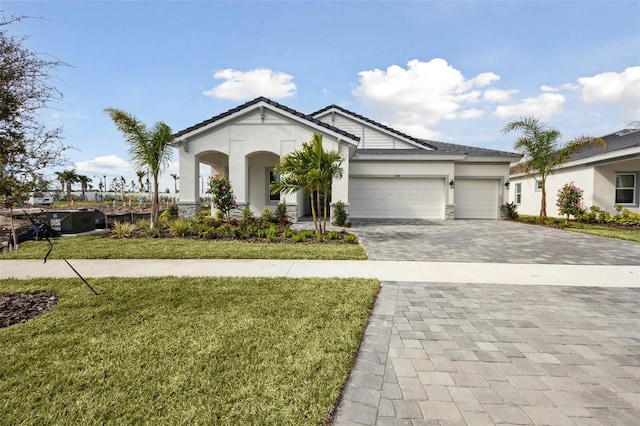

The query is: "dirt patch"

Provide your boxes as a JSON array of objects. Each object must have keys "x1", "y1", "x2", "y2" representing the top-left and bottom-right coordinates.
[{"x1": 0, "y1": 291, "x2": 59, "y2": 328}]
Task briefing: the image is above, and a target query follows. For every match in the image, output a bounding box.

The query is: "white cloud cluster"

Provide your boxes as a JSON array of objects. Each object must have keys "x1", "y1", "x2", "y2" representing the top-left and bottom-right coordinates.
[
  {"x1": 75, "y1": 155, "x2": 131, "y2": 177},
  {"x1": 353, "y1": 59, "x2": 507, "y2": 137},
  {"x1": 494, "y1": 93, "x2": 566, "y2": 120},
  {"x1": 203, "y1": 68, "x2": 296, "y2": 101},
  {"x1": 577, "y1": 66, "x2": 640, "y2": 116}
]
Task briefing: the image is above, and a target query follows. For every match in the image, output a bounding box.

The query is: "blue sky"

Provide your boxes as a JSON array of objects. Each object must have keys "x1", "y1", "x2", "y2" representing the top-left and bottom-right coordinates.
[{"x1": 5, "y1": 1, "x2": 640, "y2": 192}]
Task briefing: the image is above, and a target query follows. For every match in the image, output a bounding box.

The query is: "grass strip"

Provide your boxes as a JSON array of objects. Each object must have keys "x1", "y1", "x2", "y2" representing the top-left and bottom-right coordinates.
[
  {"x1": 0, "y1": 276, "x2": 380, "y2": 425},
  {"x1": 2, "y1": 236, "x2": 368, "y2": 260},
  {"x1": 563, "y1": 223, "x2": 640, "y2": 242}
]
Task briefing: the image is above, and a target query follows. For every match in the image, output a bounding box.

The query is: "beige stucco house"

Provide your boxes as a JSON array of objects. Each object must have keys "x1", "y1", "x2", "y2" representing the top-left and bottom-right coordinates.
[
  {"x1": 509, "y1": 129, "x2": 640, "y2": 216},
  {"x1": 173, "y1": 97, "x2": 521, "y2": 221}
]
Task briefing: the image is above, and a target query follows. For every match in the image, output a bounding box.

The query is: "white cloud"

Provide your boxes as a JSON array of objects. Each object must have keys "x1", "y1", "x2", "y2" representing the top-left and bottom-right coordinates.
[
  {"x1": 577, "y1": 66, "x2": 640, "y2": 115},
  {"x1": 494, "y1": 93, "x2": 565, "y2": 120},
  {"x1": 353, "y1": 58, "x2": 510, "y2": 137},
  {"x1": 483, "y1": 88, "x2": 518, "y2": 103},
  {"x1": 75, "y1": 155, "x2": 131, "y2": 177},
  {"x1": 459, "y1": 108, "x2": 486, "y2": 119},
  {"x1": 541, "y1": 83, "x2": 579, "y2": 93},
  {"x1": 203, "y1": 68, "x2": 296, "y2": 101}
]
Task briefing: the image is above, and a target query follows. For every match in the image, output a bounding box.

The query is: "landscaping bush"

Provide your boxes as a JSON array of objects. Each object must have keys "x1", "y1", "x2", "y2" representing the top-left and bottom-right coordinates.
[
  {"x1": 169, "y1": 218, "x2": 192, "y2": 237},
  {"x1": 499, "y1": 202, "x2": 518, "y2": 220},
  {"x1": 577, "y1": 205, "x2": 640, "y2": 226},
  {"x1": 332, "y1": 201, "x2": 348, "y2": 226},
  {"x1": 111, "y1": 221, "x2": 137, "y2": 238},
  {"x1": 327, "y1": 231, "x2": 340, "y2": 240},
  {"x1": 274, "y1": 202, "x2": 288, "y2": 223},
  {"x1": 261, "y1": 208, "x2": 274, "y2": 223},
  {"x1": 556, "y1": 182, "x2": 584, "y2": 219},
  {"x1": 343, "y1": 234, "x2": 358, "y2": 244}
]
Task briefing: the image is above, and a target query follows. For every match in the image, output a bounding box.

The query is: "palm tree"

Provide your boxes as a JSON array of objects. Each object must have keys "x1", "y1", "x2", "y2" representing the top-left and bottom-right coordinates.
[
  {"x1": 271, "y1": 133, "x2": 343, "y2": 234},
  {"x1": 105, "y1": 108, "x2": 173, "y2": 228},
  {"x1": 170, "y1": 173, "x2": 179, "y2": 193},
  {"x1": 136, "y1": 170, "x2": 146, "y2": 192},
  {"x1": 55, "y1": 169, "x2": 80, "y2": 201},
  {"x1": 77, "y1": 175, "x2": 91, "y2": 200},
  {"x1": 503, "y1": 117, "x2": 605, "y2": 219}
]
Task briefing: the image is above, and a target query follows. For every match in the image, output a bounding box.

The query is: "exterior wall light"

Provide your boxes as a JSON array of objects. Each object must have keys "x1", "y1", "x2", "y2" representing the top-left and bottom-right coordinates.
[
  {"x1": 505, "y1": 181, "x2": 510, "y2": 189},
  {"x1": 449, "y1": 179, "x2": 455, "y2": 188}
]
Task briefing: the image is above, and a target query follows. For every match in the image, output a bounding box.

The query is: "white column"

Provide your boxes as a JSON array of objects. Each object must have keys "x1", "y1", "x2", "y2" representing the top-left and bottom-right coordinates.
[
  {"x1": 178, "y1": 150, "x2": 199, "y2": 204},
  {"x1": 229, "y1": 149, "x2": 248, "y2": 207}
]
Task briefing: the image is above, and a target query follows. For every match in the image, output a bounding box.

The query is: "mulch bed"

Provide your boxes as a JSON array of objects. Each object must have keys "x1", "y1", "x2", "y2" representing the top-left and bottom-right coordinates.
[{"x1": 0, "y1": 291, "x2": 58, "y2": 329}]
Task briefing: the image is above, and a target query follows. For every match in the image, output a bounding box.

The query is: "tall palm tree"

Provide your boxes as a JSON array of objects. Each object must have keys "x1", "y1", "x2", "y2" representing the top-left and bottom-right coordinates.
[
  {"x1": 105, "y1": 108, "x2": 173, "y2": 228},
  {"x1": 503, "y1": 117, "x2": 605, "y2": 219},
  {"x1": 55, "y1": 169, "x2": 80, "y2": 201},
  {"x1": 271, "y1": 133, "x2": 343, "y2": 234},
  {"x1": 170, "y1": 173, "x2": 179, "y2": 193},
  {"x1": 77, "y1": 175, "x2": 91, "y2": 200},
  {"x1": 136, "y1": 170, "x2": 147, "y2": 192}
]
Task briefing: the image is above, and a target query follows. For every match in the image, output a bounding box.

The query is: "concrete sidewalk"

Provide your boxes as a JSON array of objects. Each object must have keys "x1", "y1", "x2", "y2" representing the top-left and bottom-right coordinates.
[{"x1": 1, "y1": 259, "x2": 638, "y2": 287}]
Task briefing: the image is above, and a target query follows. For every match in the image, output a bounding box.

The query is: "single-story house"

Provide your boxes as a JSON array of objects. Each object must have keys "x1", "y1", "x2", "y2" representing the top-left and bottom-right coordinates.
[
  {"x1": 509, "y1": 128, "x2": 640, "y2": 216},
  {"x1": 172, "y1": 97, "x2": 521, "y2": 221}
]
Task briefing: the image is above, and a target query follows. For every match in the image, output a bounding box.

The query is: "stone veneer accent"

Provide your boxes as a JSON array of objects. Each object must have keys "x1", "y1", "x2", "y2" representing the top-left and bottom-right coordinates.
[
  {"x1": 445, "y1": 204, "x2": 455, "y2": 220},
  {"x1": 177, "y1": 202, "x2": 201, "y2": 218}
]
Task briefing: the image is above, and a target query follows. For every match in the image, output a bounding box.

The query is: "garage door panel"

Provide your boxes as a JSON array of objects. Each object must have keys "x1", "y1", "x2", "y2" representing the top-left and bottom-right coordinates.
[
  {"x1": 349, "y1": 177, "x2": 444, "y2": 219},
  {"x1": 454, "y1": 180, "x2": 499, "y2": 219}
]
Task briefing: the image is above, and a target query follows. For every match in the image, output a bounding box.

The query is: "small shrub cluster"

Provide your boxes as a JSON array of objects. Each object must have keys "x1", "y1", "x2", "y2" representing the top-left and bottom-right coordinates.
[
  {"x1": 499, "y1": 202, "x2": 518, "y2": 220},
  {"x1": 577, "y1": 205, "x2": 640, "y2": 226},
  {"x1": 110, "y1": 209, "x2": 359, "y2": 244}
]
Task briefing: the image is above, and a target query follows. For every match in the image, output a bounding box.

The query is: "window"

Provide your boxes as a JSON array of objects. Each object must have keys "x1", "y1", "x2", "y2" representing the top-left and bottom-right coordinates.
[
  {"x1": 615, "y1": 173, "x2": 637, "y2": 205},
  {"x1": 267, "y1": 169, "x2": 280, "y2": 203},
  {"x1": 535, "y1": 181, "x2": 542, "y2": 192},
  {"x1": 515, "y1": 183, "x2": 522, "y2": 204}
]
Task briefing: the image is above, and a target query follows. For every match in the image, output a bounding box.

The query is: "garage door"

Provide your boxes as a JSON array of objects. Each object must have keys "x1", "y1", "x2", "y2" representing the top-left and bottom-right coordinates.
[
  {"x1": 349, "y1": 177, "x2": 445, "y2": 219},
  {"x1": 454, "y1": 179, "x2": 499, "y2": 219}
]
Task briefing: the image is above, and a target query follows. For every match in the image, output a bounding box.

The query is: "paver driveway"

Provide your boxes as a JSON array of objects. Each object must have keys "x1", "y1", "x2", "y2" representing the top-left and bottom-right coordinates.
[
  {"x1": 332, "y1": 220, "x2": 640, "y2": 425},
  {"x1": 351, "y1": 219, "x2": 640, "y2": 265},
  {"x1": 333, "y1": 281, "x2": 640, "y2": 425}
]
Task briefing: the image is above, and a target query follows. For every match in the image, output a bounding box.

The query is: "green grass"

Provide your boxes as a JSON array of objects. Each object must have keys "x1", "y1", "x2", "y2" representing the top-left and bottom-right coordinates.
[
  {"x1": 2, "y1": 236, "x2": 368, "y2": 260},
  {"x1": 514, "y1": 215, "x2": 640, "y2": 243},
  {"x1": 0, "y1": 277, "x2": 380, "y2": 425},
  {"x1": 563, "y1": 222, "x2": 640, "y2": 242}
]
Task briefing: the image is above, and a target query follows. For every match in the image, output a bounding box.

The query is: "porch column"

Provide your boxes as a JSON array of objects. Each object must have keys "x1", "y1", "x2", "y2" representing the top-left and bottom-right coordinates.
[
  {"x1": 331, "y1": 142, "x2": 351, "y2": 223},
  {"x1": 229, "y1": 148, "x2": 249, "y2": 211},
  {"x1": 178, "y1": 150, "x2": 200, "y2": 218}
]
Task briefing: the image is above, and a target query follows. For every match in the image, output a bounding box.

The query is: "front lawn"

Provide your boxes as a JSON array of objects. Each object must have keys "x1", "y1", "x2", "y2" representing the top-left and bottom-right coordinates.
[
  {"x1": 0, "y1": 276, "x2": 380, "y2": 425},
  {"x1": 1, "y1": 236, "x2": 368, "y2": 260},
  {"x1": 513, "y1": 215, "x2": 640, "y2": 242}
]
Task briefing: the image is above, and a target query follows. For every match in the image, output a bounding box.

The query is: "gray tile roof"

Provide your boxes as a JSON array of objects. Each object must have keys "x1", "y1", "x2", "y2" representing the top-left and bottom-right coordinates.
[
  {"x1": 568, "y1": 129, "x2": 640, "y2": 162},
  {"x1": 173, "y1": 97, "x2": 360, "y2": 142}
]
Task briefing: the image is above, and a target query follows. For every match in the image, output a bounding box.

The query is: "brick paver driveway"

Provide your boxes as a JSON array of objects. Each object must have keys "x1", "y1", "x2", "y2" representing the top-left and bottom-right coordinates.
[
  {"x1": 333, "y1": 220, "x2": 640, "y2": 425},
  {"x1": 333, "y1": 282, "x2": 640, "y2": 425},
  {"x1": 351, "y1": 219, "x2": 640, "y2": 265}
]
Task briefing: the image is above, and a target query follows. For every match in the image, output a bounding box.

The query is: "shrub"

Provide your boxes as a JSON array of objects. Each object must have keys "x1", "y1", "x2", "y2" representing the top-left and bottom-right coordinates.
[
  {"x1": 207, "y1": 174, "x2": 237, "y2": 222},
  {"x1": 282, "y1": 227, "x2": 293, "y2": 238},
  {"x1": 241, "y1": 208, "x2": 254, "y2": 222},
  {"x1": 343, "y1": 234, "x2": 357, "y2": 244},
  {"x1": 499, "y1": 202, "x2": 519, "y2": 220},
  {"x1": 274, "y1": 202, "x2": 288, "y2": 223},
  {"x1": 111, "y1": 221, "x2": 137, "y2": 238},
  {"x1": 332, "y1": 201, "x2": 348, "y2": 226},
  {"x1": 166, "y1": 203, "x2": 179, "y2": 218},
  {"x1": 326, "y1": 231, "x2": 340, "y2": 240},
  {"x1": 292, "y1": 233, "x2": 305, "y2": 243},
  {"x1": 261, "y1": 208, "x2": 274, "y2": 223},
  {"x1": 556, "y1": 182, "x2": 584, "y2": 219},
  {"x1": 170, "y1": 218, "x2": 192, "y2": 237},
  {"x1": 136, "y1": 219, "x2": 160, "y2": 238}
]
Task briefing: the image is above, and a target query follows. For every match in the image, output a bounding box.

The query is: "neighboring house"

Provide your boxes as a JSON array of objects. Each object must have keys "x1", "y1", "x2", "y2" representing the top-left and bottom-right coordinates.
[
  {"x1": 509, "y1": 129, "x2": 640, "y2": 216},
  {"x1": 173, "y1": 97, "x2": 520, "y2": 221}
]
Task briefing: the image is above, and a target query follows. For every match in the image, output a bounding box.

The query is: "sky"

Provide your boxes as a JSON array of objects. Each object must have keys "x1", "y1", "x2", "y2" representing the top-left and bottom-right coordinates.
[{"x1": 4, "y1": 1, "x2": 640, "y2": 193}]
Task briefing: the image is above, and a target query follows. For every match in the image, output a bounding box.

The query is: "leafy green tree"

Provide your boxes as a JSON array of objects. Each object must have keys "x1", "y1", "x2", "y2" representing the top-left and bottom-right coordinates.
[
  {"x1": 55, "y1": 169, "x2": 80, "y2": 201},
  {"x1": 105, "y1": 108, "x2": 173, "y2": 228},
  {"x1": 503, "y1": 117, "x2": 605, "y2": 219},
  {"x1": 271, "y1": 133, "x2": 343, "y2": 234},
  {"x1": 1, "y1": 13, "x2": 71, "y2": 248}
]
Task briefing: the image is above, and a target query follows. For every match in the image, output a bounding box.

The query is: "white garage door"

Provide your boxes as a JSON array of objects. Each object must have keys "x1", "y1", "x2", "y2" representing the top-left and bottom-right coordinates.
[
  {"x1": 454, "y1": 179, "x2": 499, "y2": 219},
  {"x1": 349, "y1": 177, "x2": 445, "y2": 219}
]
